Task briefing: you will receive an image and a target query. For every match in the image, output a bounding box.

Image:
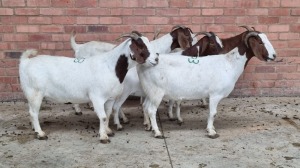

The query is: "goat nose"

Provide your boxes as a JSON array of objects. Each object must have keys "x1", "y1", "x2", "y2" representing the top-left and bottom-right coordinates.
[
  {"x1": 155, "y1": 57, "x2": 159, "y2": 62},
  {"x1": 273, "y1": 54, "x2": 277, "y2": 58}
]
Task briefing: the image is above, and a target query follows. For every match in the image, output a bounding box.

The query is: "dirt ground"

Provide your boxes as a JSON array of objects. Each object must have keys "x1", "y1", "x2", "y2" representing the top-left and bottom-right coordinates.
[{"x1": 0, "y1": 97, "x2": 299, "y2": 168}]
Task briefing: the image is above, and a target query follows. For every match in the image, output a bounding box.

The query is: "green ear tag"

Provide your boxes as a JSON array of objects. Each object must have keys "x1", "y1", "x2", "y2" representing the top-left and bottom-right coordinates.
[
  {"x1": 74, "y1": 58, "x2": 85, "y2": 63},
  {"x1": 188, "y1": 57, "x2": 199, "y2": 64}
]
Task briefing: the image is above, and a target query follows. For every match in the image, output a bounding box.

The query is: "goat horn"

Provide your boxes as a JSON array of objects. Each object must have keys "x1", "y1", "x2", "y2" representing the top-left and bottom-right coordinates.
[
  {"x1": 193, "y1": 31, "x2": 212, "y2": 38},
  {"x1": 115, "y1": 31, "x2": 141, "y2": 41},
  {"x1": 239, "y1": 25, "x2": 252, "y2": 31},
  {"x1": 251, "y1": 27, "x2": 256, "y2": 31},
  {"x1": 171, "y1": 25, "x2": 186, "y2": 31},
  {"x1": 153, "y1": 28, "x2": 161, "y2": 40},
  {"x1": 244, "y1": 31, "x2": 259, "y2": 48},
  {"x1": 71, "y1": 30, "x2": 77, "y2": 37}
]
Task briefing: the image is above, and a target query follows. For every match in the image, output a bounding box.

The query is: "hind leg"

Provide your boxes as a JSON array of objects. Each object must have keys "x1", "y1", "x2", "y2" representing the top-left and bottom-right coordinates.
[
  {"x1": 27, "y1": 91, "x2": 47, "y2": 139},
  {"x1": 206, "y1": 96, "x2": 223, "y2": 138},
  {"x1": 104, "y1": 100, "x2": 115, "y2": 136}
]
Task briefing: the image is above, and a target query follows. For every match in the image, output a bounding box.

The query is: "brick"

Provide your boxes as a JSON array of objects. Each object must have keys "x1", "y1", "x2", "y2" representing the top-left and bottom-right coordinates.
[
  {"x1": 40, "y1": 25, "x2": 64, "y2": 33},
  {"x1": 27, "y1": 0, "x2": 50, "y2": 7},
  {"x1": 276, "y1": 49, "x2": 298, "y2": 57},
  {"x1": 268, "y1": 9, "x2": 290, "y2": 16},
  {"x1": 202, "y1": 9, "x2": 224, "y2": 16},
  {"x1": 246, "y1": 9, "x2": 268, "y2": 16},
  {"x1": 132, "y1": 25, "x2": 155, "y2": 33},
  {"x1": 290, "y1": 24, "x2": 300, "y2": 32},
  {"x1": 192, "y1": 17, "x2": 214, "y2": 24},
  {"x1": 0, "y1": 8, "x2": 14, "y2": 15},
  {"x1": 54, "y1": 50, "x2": 74, "y2": 57},
  {"x1": 4, "y1": 52, "x2": 22, "y2": 59},
  {"x1": 6, "y1": 68, "x2": 19, "y2": 76},
  {"x1": 0, "y1": 26, "x2": 14, "y2": 33},
  {"x1": 270, "y1": 41, "x2": 288, "y2": 49},
  {"x1": 88, "y1": 8, "x2": 110, "y2": 16},
  {"x1": 237, "y1": 1, "x2": 258, "y2": 8},
  {"x1": 99, "y1": 0, "x2": 122, "y2": 8},
  {"x1": 0, "y1": 60, "x2": 18, "y2": 68},
  {"x1": 64, "y1": 26, "x2": 87, "y2": 33},
  {"x1": 40, "y1": 8, "x2": 64, "y2": 15},
  {"x1": 255, "y1": 66, "x2": 275, "y2": 73},
  {"x1": 28, "y1": 34, "x2": 52, "y2": 42},
  {"x1": 52, "y1": 16, "x2": 75, "y2": 24},
  {"x1": 215, "y1": 16, "x2": 236, "y2": 24},
  {"x1": 276, "y1": 65, "x2": 297, "y2": 73},
  {"x1": 0, "y1": 43, "x2": 11, "y2": 50},
  {"x1": 109, "y1": 25, "x2": 133, "y2": 33},
  {"x1": 279, "y1": 17, "x2": 298, "y2": 24},
  {"x1": 3, "y1": 34, "x2": 28, "y2": 42},
  {"x1": 16, "y1": 42, "x2": 39, "y2": 49},
  {"x1": 88, "y1": 26, "x2": 108, "y2": 33},
  {"x1": 191, "y1": 0, "x2": 213, "y2": 7},
  {"x1": 41, "y1": 42, "x2": 64, "y2": 50},
  {"x1": 1, "y1": 16, "x2": 28, "y2": 24},
  {"x1": 179, "y1": 9, "x2": 201, "y2": 16},
  {"x1": 146, "y1": 0, "x2": 168, "y2": 7},
  {"x1": 52, "y1": 34, "x2": 71, "y2": 42},
  {"x1": 258, "y1": 17, "x2": 279, "y2": 24},
  {"x1": 122, "y1": 0, "x2": 145, "y2": 7},
  {"x1": 281, "y1": 0, "x2": 300, "y2": 7},
  {"x1": 224, "y1": 8, "x2": 245, "y2": 15},
  {"x1": 258, "y1": 0, "x2": 280, "y2": 7},
  {"x1": 99, "y1": 17, "x2": 122, "y2": 24},
  {"x1": 202, "y1": 24, "x2": 224, "y2": 33},
  {"x1": 28, "y1": 17, "x2": 52, "y2": 24},
  {"x1": 111, "y1": 9, "x2": 133, "y2": 16},
  {"x1": 288, "y1": 40, "x2": 300, "y2": 48},
  {"x1": 236, "y1": 16, "x2": 258, "y2": 24},
  {"x1": 15, "y1": 8, "x2": 39, "y2": 15},
  {"x1": 134, "y1": 9, "x2": 155, "y2": 16},
  {"x1": 16, "y1": 25, "x2": 39, "y2": 33},
  {"x1": 12, "y1": 84, "x2": 21, "y2": 92},
  {"x1": 65, "y1": 8, "x2": 87, "y2": 15},
  {"x1": 268, "y1": 25, "x2": 289, "y2": 32},
  {"x1": 77, "y1": 17, "x2": 99, "y2": 24},
  {"x1": 123, "y1": 16, "x2": 145, "y2": 25},
  {"x1": 156, "y1": 8, "x2": 179, "y2": 16},
  {"x1": 170, "y1": 0, "x2": 190, "y2": 7},
  {"x1": 214, "y1": 0, "x2": 236, "y2": 7},
  {"x1": 0, "y1": 83, "x2": 12, "y2": 92},
  {"x1": 75, "y1": 0, "x2": 97, "y2": 7},
  {"x1": 146, "y1": 17, "x2": 169, "y2": 25},
  {"x1": 170, "y1": 17, "x2": 190, "y2": 25},
  {"x1": 2, "y1": 0, "x2": 25, "y2": 7},
  {"x1": 279, "y1": 33, "x2": 299, "y2": 40},
  {"x1": 51, "y1": 0, "x2": 73, "y2": 7},
  {"x1": 291, "y1": 9, "x2": 300, "y2": 16}
]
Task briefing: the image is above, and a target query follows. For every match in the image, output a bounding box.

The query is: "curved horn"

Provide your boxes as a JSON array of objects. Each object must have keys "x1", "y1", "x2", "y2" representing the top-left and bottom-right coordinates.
[
  {"x1": 171, "y1": 25, "x2": 186, "y2": 31},
  {"x1": 193, "y1": 31, "x2": 212, "y2": 38},
  {"x1": 244, "y1": 31, "x2": 259, "y2": 48},
  {"x1": 115, "y1": 31, "x2": 141, "y2": 41},
  {"x1": 251, "y1": 27, "x2": 256, "y2": 31},
  {"x1": 153, "y1": 28, "x2": 161, "y2": 40},
  {"x1": 239, "y1": 25, "x2": 252, "y2": 31}
]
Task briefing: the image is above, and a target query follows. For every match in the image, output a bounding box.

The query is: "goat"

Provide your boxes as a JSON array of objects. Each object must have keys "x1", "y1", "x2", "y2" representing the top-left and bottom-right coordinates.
[
  {"x1": 113, "y1": 31, "x2": 223, "y2": 131},
  {"x1": 19, "y1": 31, "x2": 159, "y2": 143},
  {"x1": 138, "y1": 27, "x2": 276, "y2": 139},
  {"x1": 70, "y1": 26, "x2": 197, "y2": 121}
]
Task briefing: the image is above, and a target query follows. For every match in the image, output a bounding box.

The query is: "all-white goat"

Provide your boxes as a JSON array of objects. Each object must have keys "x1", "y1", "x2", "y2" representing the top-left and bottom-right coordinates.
[
  {"x1": 113, "y1": 31, "x2": 224, "y2": 130},
  {"x1": 138, "y1": 28, "x2": 277, "y2": 139},
  {"x1": 70, "y1": 26, "x2": 197, "y2": 120},
  {"x1": 19, "y1": 31, "x2": 159, "y2": 143}
]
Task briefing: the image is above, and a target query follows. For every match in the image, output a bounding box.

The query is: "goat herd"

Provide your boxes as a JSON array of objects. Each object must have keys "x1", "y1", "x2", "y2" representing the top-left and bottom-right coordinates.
[{"x1": 19, "y1": 25, "x2": 277, "y2": 143}]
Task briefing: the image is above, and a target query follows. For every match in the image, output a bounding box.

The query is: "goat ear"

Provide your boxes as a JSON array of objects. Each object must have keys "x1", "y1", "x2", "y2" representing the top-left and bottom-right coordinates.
[
  {"x1": 199, "y1": 38, "x2": 209, "y2": 55},
  {"x1": 178, "y1": 32, "x2": 190, "y2": 49}
]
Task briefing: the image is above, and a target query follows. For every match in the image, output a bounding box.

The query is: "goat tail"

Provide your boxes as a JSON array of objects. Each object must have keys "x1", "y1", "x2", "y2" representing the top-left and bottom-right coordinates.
[
  {"x1": 70, "y1": 30, "x2": 78, "y2": 50},
  {"x1": 20, "y1": 49, "x2": 38, "y2": 60}
]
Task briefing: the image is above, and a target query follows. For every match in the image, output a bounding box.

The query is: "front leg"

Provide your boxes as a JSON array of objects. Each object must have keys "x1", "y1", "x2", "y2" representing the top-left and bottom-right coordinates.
[{"x1": 206, "y1": 96, "x2": 223, "y2": 139}]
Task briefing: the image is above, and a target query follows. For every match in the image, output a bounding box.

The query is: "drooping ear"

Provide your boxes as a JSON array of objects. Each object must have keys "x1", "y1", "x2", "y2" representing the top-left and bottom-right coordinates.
[
  {"x1": 129, "y1": 39, "x2": 145, "y2": 64},
  {"x1": 199, "y1": 37, "x2": 210, "y2": 55},
  {"x1": 178, "y1": 31, "x2": 190, "y2": 49}
]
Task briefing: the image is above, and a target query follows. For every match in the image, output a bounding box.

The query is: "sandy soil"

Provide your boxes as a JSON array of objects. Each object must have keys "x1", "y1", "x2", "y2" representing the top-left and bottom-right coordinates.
[{"x1": 0, "y1": 97, "x2": 299, "y2": 168}]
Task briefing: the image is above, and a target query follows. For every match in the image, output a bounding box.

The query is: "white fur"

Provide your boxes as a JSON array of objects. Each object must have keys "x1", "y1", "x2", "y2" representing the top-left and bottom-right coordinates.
[
  {"x1": 137, "y1": 33, "x2": 276, "y2": 138},
  {"x1": 19, "y1": 36, "x2": 158, "y2": 142}
]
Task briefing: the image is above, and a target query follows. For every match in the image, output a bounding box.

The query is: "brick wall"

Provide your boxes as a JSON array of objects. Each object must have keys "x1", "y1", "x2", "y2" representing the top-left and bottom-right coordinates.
[{"x1": 0, "y1": 0, "x2": 299, "y2": 101}]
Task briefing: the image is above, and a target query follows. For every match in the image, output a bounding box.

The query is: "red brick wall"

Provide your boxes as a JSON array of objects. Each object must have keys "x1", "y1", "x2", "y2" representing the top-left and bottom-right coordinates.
[{"x1": 0, "y1": 0, "x2": 299, "y2": 101}]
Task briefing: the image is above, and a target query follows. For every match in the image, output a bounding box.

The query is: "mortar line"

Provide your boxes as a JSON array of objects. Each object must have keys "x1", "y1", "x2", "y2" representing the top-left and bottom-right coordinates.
[{"x1": 157, "y1": 111, "x2": 174, "y2": 168}]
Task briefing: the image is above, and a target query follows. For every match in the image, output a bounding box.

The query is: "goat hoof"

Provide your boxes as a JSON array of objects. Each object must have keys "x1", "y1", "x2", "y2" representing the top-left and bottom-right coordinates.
[
  {"x1": 75, "y1": 112, "x2": 82, "y2": 116},
  {"x1": 169, "y1": 118, "x2": 176, "y2": 121},
  {"x1": 35, "y1": 132, "x2": 48, "y2": 140},
  {"x1": 117, "y1": 127, "x2": 124, "y2": 131},
  {"x1": 122, "y1": 120, "x2": 130, "y2": 124},
  {"x1": 154, "y1": 135, "x2": 164, "y2": 139},
  {"x1": 107, "y1": 132, "x2": 115, "y2": 137},
  {"x1": 177, "y1": 121, "x2": 183, "y2": 126},
  {"x1": 145, "y1": 125, "x2": 152, "y2": 131},
  {"x1": 100, "y1": 139, "x2": 111, "y2": 144},
  {"x1": 207, "y1": 134, "x2": 220, "y2": 139}
]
